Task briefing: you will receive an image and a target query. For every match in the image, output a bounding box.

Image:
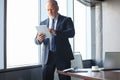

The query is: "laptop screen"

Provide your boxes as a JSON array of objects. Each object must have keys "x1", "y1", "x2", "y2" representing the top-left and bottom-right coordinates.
[{"x1": 103, "y1": 52, "x2": 120, "y2": 70}]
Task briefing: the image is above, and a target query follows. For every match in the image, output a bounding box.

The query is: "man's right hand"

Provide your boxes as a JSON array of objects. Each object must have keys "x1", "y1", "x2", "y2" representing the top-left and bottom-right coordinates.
[{"x1": 37, "y1": 33, "x2": 45, "y2": 42}]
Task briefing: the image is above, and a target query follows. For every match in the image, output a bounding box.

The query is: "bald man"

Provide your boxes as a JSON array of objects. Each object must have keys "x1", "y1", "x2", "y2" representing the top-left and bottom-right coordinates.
[{"x1": 35, "y1": 0, "x2": 75, "y2": 80}]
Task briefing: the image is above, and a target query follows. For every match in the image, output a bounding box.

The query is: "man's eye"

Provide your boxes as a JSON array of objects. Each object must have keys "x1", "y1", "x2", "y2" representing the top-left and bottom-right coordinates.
[{"x1": 48, "y1": 9, "x2": 54, "y2": 11}]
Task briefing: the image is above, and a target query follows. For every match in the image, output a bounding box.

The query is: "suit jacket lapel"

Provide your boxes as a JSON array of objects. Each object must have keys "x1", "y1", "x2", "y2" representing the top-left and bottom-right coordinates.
[
  {"x1": 46, "y1": 18, "x2": 49, "y2": 28},
  {"x1": 56, "y1": 15, "x2": 61, "y2": 30}
]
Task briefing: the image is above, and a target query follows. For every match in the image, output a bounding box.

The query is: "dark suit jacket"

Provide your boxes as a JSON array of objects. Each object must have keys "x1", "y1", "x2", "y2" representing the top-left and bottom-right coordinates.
[{"x1": 35, "y1": 14, "x2": 75, "y2": 65}]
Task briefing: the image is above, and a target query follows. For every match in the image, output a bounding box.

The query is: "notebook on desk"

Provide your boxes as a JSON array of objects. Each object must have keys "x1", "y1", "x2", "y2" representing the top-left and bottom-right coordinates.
[
  {"x1": 63, "y1": 68, "x2": 88, "y2": 73},
  {"x1": 101, "y1": 52, "x2": 120, "y2": 71}
]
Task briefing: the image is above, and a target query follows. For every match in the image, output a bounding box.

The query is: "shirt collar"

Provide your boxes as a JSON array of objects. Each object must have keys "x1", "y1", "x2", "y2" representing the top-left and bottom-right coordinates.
[{"x1": 49, "y1": 13, "x2": 59, "y2": 21}]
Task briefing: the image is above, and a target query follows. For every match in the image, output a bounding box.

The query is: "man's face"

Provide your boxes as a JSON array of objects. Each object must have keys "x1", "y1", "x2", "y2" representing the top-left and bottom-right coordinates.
[{"x1": 46, "y1": 2, "x2": 59, "y2": 19}]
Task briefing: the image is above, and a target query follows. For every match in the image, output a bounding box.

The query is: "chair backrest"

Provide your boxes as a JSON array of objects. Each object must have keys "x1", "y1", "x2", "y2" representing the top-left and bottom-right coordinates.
[
  {"x1": 54, "y1": 53, "x2": 83, "y2": 80},
  {"x1": 71, "y1": 53, "x2": 83, "y2": 69}
]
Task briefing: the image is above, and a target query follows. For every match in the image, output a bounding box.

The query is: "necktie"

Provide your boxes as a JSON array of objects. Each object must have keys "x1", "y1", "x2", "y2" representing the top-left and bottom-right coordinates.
[{"x1": 51, "y1": 19, "x2": 56, "y2": 52}]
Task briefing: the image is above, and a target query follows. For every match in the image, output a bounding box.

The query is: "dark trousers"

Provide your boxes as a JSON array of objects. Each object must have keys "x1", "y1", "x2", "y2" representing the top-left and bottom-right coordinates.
[{"x1": 42, "y1": 51, "x2": 71, "y2": 80}]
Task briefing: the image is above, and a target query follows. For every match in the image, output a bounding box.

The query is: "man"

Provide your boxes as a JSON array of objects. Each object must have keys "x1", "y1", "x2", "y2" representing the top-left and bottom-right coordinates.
[{"x1": 35, "y1": 0, "x2": 75, "y2": 80}]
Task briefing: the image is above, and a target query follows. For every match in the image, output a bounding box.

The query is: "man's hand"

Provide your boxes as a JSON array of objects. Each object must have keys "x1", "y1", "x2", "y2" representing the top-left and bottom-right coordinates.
[
  {"x1": 37, "y1": 33, "x2": 45, "y2": 42},
  {"x1": 49, "y1": 28, "x2": 56, "y2": 35}
]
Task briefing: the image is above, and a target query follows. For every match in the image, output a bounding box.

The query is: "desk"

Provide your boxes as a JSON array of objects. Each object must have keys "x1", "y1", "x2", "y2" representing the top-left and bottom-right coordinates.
[{"x1": 57, "y1": 69, "x2": 120, "y2": 80}]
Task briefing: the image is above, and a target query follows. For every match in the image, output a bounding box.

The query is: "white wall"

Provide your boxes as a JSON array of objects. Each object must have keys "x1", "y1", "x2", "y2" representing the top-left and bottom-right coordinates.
[{"x1": 103, "y1": 0, "x2": 120, "y2": 56}]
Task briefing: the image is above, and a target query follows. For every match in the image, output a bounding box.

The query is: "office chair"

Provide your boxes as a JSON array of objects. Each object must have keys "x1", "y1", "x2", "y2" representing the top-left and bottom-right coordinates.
[
  {"x1": 71, "y1": 52, "x2": 83, "y2": 80},
  {"x1": 71, "y1": 52, "x2": 83, "y2": 68},
  {"x1": 54, "y1": 52, "x2": 83, "y2": 80}
]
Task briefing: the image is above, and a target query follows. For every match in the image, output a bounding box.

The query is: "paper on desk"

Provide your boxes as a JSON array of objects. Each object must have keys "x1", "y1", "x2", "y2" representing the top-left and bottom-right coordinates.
[
  {"x1": 63, "y1": 68, "x2": 88, "y2": 73},
  {"x1": 36, "y1": 25, "x2": 51, "y2": 39}
]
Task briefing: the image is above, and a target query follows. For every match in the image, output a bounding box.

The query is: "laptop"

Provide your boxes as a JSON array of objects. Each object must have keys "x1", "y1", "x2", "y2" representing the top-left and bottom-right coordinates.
[{"x1": 102, "y1": 52, "x2": 120, "y2": 71}]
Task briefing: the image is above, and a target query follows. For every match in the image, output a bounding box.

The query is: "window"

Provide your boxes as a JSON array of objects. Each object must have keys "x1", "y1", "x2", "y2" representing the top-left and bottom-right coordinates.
[
  {"x1": 74, "y1": 0, "x2": 88, "y2": 59},
  {"x1": 7, "y1": 0, "x2": 39, "y2": 68},
  {"x1": 56, "y1": 0, "x2": 67, "y2": 16},
  {"x1": 6, "y1": 0, "x2": 91, "y2": 69}
]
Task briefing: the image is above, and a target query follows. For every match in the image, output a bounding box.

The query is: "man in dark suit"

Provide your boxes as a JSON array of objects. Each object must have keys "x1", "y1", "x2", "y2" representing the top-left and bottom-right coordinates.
[{"x1": 35, "y1": 0, "x2": 75, "y2": 80}]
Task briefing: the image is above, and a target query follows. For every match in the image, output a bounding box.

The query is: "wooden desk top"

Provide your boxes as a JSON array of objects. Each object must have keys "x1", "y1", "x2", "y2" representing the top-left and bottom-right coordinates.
[{"x1": 57, "y1": 69, "x2": 120, "y2": 80}]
